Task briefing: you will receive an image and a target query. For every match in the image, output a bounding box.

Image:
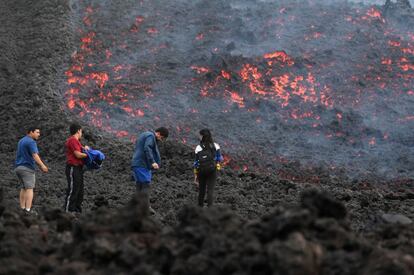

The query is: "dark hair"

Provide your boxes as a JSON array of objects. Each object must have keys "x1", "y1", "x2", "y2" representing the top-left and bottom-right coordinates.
[
  {"x1": 27, "y1": 126, "x2": 40, "y2": 134},
  {"x1": 69, "y1": 123, "x2": 82, "y2": 135},
  {"x1": 155, "y1": 127, "x2": 169, "y2": 138},
  {"x1": 200, "y1": 128, "x2": 214, "y2": 150}
]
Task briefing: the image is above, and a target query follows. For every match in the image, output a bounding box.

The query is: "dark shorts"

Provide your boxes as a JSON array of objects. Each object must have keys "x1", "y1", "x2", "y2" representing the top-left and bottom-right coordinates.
[{"x1": 14, "y1": 166, "x2": 36, "y2": 189}]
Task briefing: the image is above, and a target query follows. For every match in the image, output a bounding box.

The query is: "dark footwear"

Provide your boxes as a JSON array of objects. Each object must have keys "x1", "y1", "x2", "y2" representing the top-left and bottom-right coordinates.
[
  {"x1": 24, "y1": 209, "x2": 38, "y2": 216},
  {"x1": 66, "y1": 211, "x2": 81, "y2": 218},
  {"x1": 149, "y1": 206, "x2": 156, "y2": 215}
]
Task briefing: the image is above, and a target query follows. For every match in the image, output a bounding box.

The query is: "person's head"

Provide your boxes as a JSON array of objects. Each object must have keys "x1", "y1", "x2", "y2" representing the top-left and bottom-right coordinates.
[
  {"x1": 69, "y1": 123, "x2": 83, "y2": 138},
  {"x1": 199, "y1": 128, "x2": 213, "y2": 145},
  {"x1": 155, "y1": 127, "x2": 169, "y2": 141},
  {"x1": 27, "y1": 126, "x2": 41, "y2": 140}
]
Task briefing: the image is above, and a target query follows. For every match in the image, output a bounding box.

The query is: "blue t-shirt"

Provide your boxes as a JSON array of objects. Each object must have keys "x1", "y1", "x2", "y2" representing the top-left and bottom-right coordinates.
[{"x1": 15, "y1": 136, "x2": 39, "y2": 170}]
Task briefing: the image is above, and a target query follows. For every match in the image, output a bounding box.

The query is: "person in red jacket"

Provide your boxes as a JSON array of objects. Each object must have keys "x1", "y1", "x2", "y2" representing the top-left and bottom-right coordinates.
[{"x1": 64, "y1": 123, "x2": 89, "y2": 213}]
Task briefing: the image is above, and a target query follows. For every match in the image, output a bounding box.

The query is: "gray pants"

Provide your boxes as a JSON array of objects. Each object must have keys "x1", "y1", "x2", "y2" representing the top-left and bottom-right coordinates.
[{"x1": 14, "y1": 166, "x2": 36, "y2": 189}]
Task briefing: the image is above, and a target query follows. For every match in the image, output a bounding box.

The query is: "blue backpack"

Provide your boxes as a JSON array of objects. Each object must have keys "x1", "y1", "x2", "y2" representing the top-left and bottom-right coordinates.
[{"x1": 84, "y1": 148, "x2": 105, "y2": 170}]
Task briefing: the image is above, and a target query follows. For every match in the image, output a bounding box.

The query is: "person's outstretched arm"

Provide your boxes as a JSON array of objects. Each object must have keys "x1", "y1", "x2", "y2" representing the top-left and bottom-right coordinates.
[
  {"x1": 144, "y1": 136, "x2": 158, "y2": 169},
  {"x1": 73, "y1": 150, "x2": 87, "y2": 159},
  {"x1": 33, "y1": 153, "x2": 48, "y2": 172}
]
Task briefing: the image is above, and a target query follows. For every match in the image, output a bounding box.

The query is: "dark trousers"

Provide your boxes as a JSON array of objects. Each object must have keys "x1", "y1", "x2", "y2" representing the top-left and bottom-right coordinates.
[
  {"x1": 198, "y1": 172, "x2": 216, "y2": 207},
  {"x1": 136, "y1": 183, "x2": 150, "y2": 206},
  {"x1": 65, "y1": 165, "x2": 84, "y2": 212}
]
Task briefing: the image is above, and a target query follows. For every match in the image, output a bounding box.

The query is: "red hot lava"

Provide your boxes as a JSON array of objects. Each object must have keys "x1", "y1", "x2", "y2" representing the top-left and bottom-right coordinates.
[{"x1": 63, "y1": 1, "x2": 414, "y2": 179}]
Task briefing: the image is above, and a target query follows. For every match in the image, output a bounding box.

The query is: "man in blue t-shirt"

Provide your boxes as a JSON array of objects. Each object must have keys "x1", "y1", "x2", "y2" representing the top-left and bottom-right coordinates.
[{"x1": 14, "y1": 126, "x2": 48, "y2": 213}]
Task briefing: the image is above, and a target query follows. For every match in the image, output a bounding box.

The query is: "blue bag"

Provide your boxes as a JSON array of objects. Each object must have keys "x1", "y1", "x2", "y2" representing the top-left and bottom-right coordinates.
[{"x1": 84, "y1": 148, "x2": 105, "y2": 170}]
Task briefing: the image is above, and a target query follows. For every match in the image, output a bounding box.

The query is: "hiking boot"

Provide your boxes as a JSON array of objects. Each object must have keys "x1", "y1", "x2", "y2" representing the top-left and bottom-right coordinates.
[
  {"x1": 24, "y1": 209, "x2": 38, "y2": 216},
  {"x1": 149, "y1": 206, "x2": 156, "y2": 215},
  {"x1": 66, "y1": 211, "x2": 81, "y2": 219}
]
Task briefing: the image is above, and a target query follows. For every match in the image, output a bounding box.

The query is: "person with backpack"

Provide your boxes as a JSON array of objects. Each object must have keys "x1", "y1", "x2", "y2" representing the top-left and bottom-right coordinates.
[
  {"x1": 131, "y1": 127, "x2": 169, "y2": 214},
  {"x1": 64, "y1": 123, "x2": 89, "y2": 213},
  {"x1": 193, "y1": 129, "x2": 223, "y2": 207},
  {"x1": 14, "y1": 126, "x2": 48, "y2": 214}
]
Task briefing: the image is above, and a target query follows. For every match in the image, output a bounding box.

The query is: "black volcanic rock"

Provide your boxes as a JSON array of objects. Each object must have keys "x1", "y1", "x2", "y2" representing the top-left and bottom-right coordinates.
[
  {"x1": 301, "y1": 188, "x2": 347, "y2": 219},
  {"x1": 381, "y1": 213, "x2": 413, "y2": 225},
  {"x1": 2, "y1": 177, "x2": 414, "y2": 274},
  {"x1": 1, "y1": 0, "x2": 414, "y2": 274}
]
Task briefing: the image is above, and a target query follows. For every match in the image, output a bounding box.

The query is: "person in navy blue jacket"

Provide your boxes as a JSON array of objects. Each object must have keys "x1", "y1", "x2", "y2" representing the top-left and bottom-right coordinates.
[
  {"x1": 131, "y1": 127, "x2": 169, "y2": 214},
  {"x1": 193, "y1": 129, "x2": 223, "y2": 207}
]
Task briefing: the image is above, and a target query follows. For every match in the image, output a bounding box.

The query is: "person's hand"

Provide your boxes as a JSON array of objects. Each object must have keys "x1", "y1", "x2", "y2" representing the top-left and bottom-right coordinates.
[
  {"x1": 40, "y1": 165, "x2": 48, "y2": 173},
  {"x1": 152, "y1": 163, "x2": 159, "y2": 170},
  {"x1": 84, "y1": 145, "x2": 90, "y2": 151}
]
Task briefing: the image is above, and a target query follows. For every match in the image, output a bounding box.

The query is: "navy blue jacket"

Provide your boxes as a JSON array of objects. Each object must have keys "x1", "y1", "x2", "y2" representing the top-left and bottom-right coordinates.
[{"x1": 131, "y1": 131, "x2": 161, "y2": 170}]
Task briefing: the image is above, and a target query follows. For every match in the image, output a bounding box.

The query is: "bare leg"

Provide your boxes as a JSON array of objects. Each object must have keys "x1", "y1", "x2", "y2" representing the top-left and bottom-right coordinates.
[
  {"x1": 19, "y1": 189, "x2": 25, "y2": 209},
  {"x1": 24, "y1": 189, "x2": 34, "y2": 210}
]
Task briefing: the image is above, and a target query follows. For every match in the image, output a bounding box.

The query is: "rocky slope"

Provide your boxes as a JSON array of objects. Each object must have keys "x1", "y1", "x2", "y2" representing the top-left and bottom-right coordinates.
[{"x1": 0, "y1": 1, "x2": 414, "y2": 274}]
